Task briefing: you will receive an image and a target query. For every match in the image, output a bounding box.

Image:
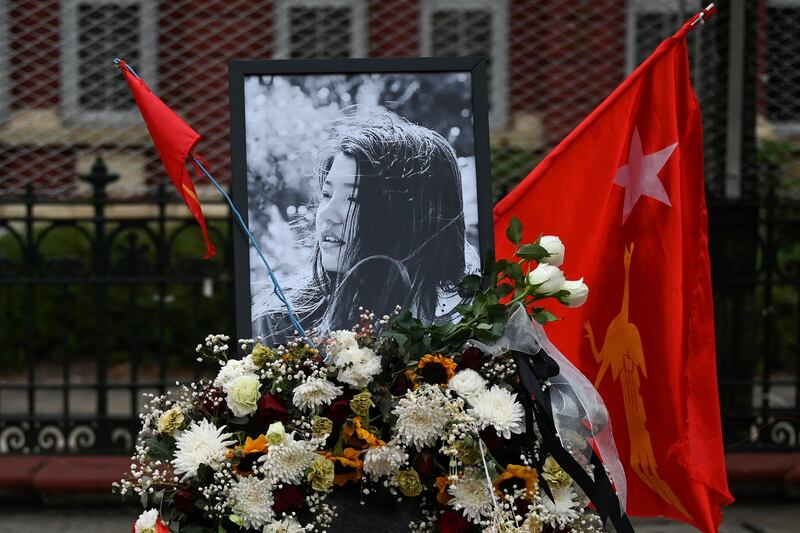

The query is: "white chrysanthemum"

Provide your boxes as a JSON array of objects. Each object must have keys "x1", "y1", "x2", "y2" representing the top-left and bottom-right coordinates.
[
  {"x1": 263, "y1": 517, "x2": 306, "y2": 533},
  {"x1": 448, "y1": 468, "x2": 494, "y2": 523},
  {"x1": 469, "y1": 385, "x2": 525, "y2": 439},
  {"x1": 392, "y1": 384, "x2": 450, "y2": 449},
  {"x1": 134, "y1": 509, "x2": 159, "y2": 533},
  {"x1": 449, "y1": 369, "x2": 487, "y2": 400},
  {"x1": 363, "y1": 443, "x2": 408, "y2": 479},
  {"x1": 536, "y1": 485, "x2": 581, "y2": 528},
  {"x1": 333, "y1": 345, "x2": 382, "y2": 389},
  {"x1": 172, "y1": 419, "x2": 235, "y2": 480},
  {"x1": 328, "y1": 329, "x2": 358, "y2": 358},
  {"x1": 229, "y1": 475, "x2": 275, "y2": 530},
  {"x1": 292, "y1": 377, "x2": 343, "y2": 412},
  {"x1": 214, "y1": 357, "x2": 257, "y2": 389},
  {"x1": 259, "y1": 434, "x2": 318, "y2": 484}
]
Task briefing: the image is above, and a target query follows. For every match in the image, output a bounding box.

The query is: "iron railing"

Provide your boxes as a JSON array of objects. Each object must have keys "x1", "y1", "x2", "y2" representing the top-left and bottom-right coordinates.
[{"x1": 0, "y1": 158, "x2": 233, "y2": 454}]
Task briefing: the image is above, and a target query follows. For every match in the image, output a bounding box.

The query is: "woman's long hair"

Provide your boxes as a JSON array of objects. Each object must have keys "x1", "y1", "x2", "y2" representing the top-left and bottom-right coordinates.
[{"x1": 273, "y1": 109, "x2": 467, "y2": 336}]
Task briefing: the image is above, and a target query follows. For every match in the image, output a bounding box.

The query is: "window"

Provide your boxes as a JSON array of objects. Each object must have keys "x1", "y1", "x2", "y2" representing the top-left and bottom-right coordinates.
[
  {"x1": 625, "y1": 0, "x2": 699, "y2": 74},
  {"x1": 420, "y1": 0, "x2": 508, "y2": 129},
  {"x1": 766, "y1": 1, "x2": 800, "y2": 127},
  {"x1": 60, "y1": 0, "x2": 157, "y2": 123},
  {"x1": 274, "y1": 0, "x2": 367, "y2": 59}
]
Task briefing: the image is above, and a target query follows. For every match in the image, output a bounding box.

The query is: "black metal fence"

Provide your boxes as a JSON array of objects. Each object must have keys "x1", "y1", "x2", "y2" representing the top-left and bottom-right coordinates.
[
  {"x1": 0, "y1": 159, "x2": 233, "y2": 454},
  {"x1": 1, "y1": 157, "x2": 800, "y2": 454}
]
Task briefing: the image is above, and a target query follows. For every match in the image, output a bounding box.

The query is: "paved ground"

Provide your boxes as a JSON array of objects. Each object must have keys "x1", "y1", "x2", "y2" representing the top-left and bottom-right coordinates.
[{"x1": 0, "y1": 501, "x2": 798, "y2": 532}]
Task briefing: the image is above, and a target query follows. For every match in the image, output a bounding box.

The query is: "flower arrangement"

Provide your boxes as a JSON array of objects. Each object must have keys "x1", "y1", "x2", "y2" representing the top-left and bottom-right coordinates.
[{"x1": 119, "y1": 221, "x2": 616, "y2": 533}]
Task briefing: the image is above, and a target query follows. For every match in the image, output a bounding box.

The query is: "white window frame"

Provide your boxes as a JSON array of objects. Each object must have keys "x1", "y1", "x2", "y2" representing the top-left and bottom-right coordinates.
[
  {"x1": 273, "y1": 0, "x2": 368, "y2": 59},
  {"x1": 60, "y1": 0, "x2": 158, "y2": 124},
  {"x1": 625, "y1": 0, "x2": 696, "y2": 75},
  {"x1": 0, "y1": 0, "x2": 9, "y2": 122},
  {"x1": 764, "y1": 0, "x2": 800, "y2": 134},
  {"x1": 419, "y1": 0, "x2": 508, "y2": 130}
]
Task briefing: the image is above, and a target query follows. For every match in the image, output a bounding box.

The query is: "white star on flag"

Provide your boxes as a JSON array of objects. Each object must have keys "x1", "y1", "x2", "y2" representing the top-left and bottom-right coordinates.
[{"x1": 613, "y1": 127, "x2": 677, "y2": 223}]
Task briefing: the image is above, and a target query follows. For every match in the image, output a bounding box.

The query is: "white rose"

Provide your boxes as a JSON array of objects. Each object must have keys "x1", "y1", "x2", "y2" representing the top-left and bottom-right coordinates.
[
  {"x1": 560, "y1": 278, "x2": 589, "y2": 307},
  {"x1": 448, "y1": 369, "x2": 487, "y2": 401},
  {"x1": 335, "y1": 345, "x2": 381, "y2": 389},
  {"x1": 263, "y1": 517, "x2": 305, "y2": 533},
  {"x1": 266, "y1": 421, "x2": 287, "y2": 445},
  {"x1": 526, "y1": 263, "x2": 566, "y2": 295},
  {"x1": 538, "y1": 235, "x2": 565, "y2": 266},
  {"x1": 328, "y1": 330, "x2": 359, "y2": 359},
  {"x1": 225, "y1": 373, "x2": 261, "y2": 417},
  {"x1": 134, "y1": 509, "x2": 160, "y2": 533}
]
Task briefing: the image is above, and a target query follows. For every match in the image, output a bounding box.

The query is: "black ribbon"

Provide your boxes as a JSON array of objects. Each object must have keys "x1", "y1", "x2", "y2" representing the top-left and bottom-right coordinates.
[{"x1": 512, "y1": 349, "x2": 634, "y2": 533}]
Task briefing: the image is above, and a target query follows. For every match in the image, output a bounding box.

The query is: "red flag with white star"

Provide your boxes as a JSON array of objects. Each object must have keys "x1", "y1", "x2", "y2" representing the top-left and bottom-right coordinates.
[
  {"x1": 494, "y1": 18, "x2": 732, "y2": 533},
  {"x1": 118, "y1": 60, "x2": 216, "y2": 258}
]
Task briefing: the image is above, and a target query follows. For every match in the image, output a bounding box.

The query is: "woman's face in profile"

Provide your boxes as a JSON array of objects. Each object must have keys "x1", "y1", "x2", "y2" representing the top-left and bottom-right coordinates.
[{"x1": 316, "y1": 152, "x2": 359, "y2": 273}]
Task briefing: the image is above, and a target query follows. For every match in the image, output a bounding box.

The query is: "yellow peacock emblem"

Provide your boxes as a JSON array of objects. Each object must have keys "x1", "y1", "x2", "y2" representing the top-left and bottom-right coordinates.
[{"x1": 584, "y1": 243, "x2": 691, "y2": 519}]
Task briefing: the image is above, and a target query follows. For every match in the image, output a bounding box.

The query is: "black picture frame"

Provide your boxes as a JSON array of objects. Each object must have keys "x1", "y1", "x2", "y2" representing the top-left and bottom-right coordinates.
[{"x1": 229, "y1": 56, "x2": 494, "y2": 342}]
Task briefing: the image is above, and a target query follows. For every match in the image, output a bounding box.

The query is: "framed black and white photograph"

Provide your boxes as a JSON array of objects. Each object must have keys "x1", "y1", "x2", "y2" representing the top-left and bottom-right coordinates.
[{"x1": 229, "y1": 57, "x2": 494, "y2": 343}]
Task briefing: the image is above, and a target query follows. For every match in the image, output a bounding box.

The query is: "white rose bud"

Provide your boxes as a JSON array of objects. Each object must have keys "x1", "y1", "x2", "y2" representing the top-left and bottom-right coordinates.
[
  {"x1": 561, "y1": 278, "x2": 589, "y2": 307},
  {"x1": 538, "y1": 235, "x2": 565, "y2": 266},
  {"x1": 526, "y1": 263, "x2": 566, "y2": 295},
  {"x1": 266, "y1": 421, "x2": 287, "y2": 445}
]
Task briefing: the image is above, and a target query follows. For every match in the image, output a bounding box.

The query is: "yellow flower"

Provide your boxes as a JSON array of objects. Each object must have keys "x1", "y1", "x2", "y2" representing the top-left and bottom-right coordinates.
[
  {"x1": 307, "y1": 455, "x2": 335, "y2": 492},
  {"x1": 157, "y1": 406, "x2": 184, "y2": 435},
  {"x1": 396, "y1": 469, "x2": 423, "y2": 497},
  {"x1": 416, "y1": 354, "x2": 457, "y2": 385},
  {"x1": 250, "y1": 343, "x2": 273, "y2": 367},
  {"x1": 493, "y1": 464, "x2": 538, "y2": 500},
  {"x1": 542, "y1": 456, "x2": 572, "y2": 487},
  {"x1": 454, "y1": 439, "x2": 481, "y2": 465},
  {"x1": 311, "y1": 416, "x2": 333, "y2": 438},
  {"x1": 349, "y1": 391, "x2": 374, "y2": 417}
]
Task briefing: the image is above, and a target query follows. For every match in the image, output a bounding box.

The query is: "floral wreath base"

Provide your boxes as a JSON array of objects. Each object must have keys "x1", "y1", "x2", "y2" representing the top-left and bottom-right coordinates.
[{"x1": 118, "y1": 221, "x2": 631, "y2": 533}]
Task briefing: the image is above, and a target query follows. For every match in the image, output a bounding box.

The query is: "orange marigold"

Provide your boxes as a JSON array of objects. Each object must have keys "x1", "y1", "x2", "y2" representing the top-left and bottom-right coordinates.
[{"x1": 325, "y1": 447, "x2": 364, "y2": 486}]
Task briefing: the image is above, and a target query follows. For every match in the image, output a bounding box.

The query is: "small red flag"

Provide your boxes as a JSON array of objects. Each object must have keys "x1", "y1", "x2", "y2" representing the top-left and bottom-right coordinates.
[
  {"x1": 118, "y1": 60, "x2": 216, "y2": 258},
  {"x1": 494, "y1": 19, "x2": 733, "y2": 533}
]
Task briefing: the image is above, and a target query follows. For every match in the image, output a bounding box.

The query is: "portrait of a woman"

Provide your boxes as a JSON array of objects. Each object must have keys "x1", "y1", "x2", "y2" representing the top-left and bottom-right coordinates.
[{"x1": 243, "y1": 72, "x2": 483, "y2": 342}]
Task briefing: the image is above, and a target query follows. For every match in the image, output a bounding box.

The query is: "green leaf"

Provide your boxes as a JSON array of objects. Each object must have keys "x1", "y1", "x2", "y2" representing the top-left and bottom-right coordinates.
[
  {"x1": 516, "y1": 243, "x2": 549, "y2": 261},
  {"x1": 494, "y1": 283, "x2": 514, "y2": 298},
  {"x1": 459, "y1": 274, "x2": 482, "y2": 293},
  {"x1": 476, "y1": 323, "x2": 493, "y2": 330},
  {"x1": 229, "y1": 514, "x2": 245, "y2": 527},
  {"x1": 387, "y1": 331, "x2": 408, "y2": 347},
  {"x1": 506, "y1": 263, "x2": 524, "y2": 285},
  {"x1": 506, "y1": 217, "x2": 523, "y2": 245},
  {"x1": 533, "y1": 310, "x2": 559, "y2": 324},
  {"x1": 145, "y1": 435, "x2": 174, "y2": 461}
]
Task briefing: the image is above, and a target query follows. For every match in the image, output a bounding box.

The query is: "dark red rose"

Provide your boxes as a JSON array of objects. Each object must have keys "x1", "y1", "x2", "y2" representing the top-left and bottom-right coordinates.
[
  {"x1": 255, "y1": 393, "x2": 288, "y2": 428},
  {"x1": 173, "y1": 489, "x2": 195, "y2": 514},
  {"x1": 326, "y1": 397, "x2": 350, "y2": 424},
  {"x1": 390, "y1": 371, "x2": 415, "y2": 396},
  {"x1": 459, "y1": 347, "x2": 485, "y2": 371},
  {"x1": 439, "y1": 510, "x2": 472, "y2": 533},
  {"x1": 413, "y1": 453, "x2": 434, "y2": 480},
  {"x1": 272, "y1": 484, "x2": 304, "y2": 514},
  {"x1": 479, "y1": 428, "x2": 504, "y2": 453}
]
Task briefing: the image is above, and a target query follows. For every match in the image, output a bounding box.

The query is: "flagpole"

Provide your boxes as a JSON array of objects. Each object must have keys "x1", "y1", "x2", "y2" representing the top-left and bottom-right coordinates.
[
  {"x1": 113, "y1": 58, "x2": 310, "y2": 343},
  {"x1": 190, "y1": 155, "x2": 309, "y2": 341}
]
